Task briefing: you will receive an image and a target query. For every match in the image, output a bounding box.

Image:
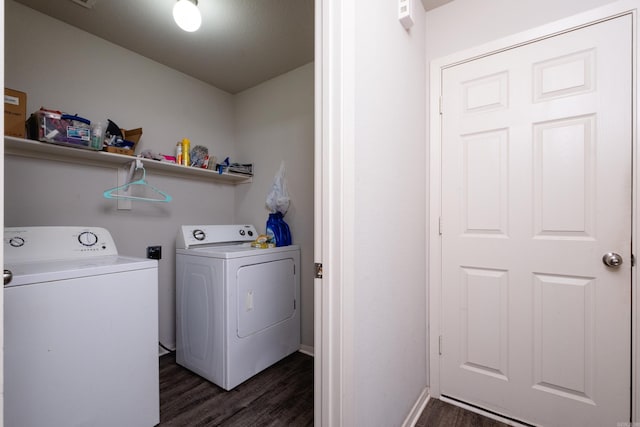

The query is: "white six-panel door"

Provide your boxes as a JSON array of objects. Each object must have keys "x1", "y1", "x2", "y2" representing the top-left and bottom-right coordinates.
[{"x1": 440, "y1": 14, "x2": 632, "y2": 426}]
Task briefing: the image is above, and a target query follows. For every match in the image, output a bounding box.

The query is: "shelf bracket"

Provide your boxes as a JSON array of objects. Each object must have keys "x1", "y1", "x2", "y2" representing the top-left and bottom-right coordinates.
[{"x1": 116, "y1": 165, "x2": 133, "y2": 210}]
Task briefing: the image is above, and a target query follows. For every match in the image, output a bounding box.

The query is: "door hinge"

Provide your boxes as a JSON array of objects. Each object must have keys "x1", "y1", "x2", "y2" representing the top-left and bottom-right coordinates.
[
  {"x1": 315, "y1": 263, "x2": 323, "y2": 279},
  {"x1": 294, "y1": 299, "x2": 297, "y2": 310},
  {"x1": 439, "y1": 335, "x2": 443, "y2": 355},
  {"x1": 439, "y1": 96, "x2": 443, "y2": 115},
  {"x1": 632, "y1": 254, "x2": 636, "y2": 267},
  {"x1": 438, "y1": 217, "x2": 443, "y2": 235}
]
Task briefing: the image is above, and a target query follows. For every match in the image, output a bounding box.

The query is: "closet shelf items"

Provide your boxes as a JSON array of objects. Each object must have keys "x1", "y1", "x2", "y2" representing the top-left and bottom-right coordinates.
[{"x1": 4, "y1": 136, "x2": 252, "y2": 184}]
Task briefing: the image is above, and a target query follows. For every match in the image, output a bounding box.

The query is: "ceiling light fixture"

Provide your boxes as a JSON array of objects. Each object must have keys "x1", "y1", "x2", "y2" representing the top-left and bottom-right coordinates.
[{"x1": 173, "y1": 0, "x2": 202, "y2": 32}]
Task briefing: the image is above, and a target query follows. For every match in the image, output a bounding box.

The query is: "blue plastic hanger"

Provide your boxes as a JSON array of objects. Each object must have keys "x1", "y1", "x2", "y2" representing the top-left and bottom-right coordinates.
[{"x1": 103, "y1": 160, "x2": 172, "y2": 203}]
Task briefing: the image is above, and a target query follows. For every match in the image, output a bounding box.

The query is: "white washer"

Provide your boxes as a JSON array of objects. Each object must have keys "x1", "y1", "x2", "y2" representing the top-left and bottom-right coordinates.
[
  {"x1": 3, "y1": 226, "x2": 159, "y2": 427},
  {"x1": 176, "y1": 224, "x2": 300, "y2": 390}
]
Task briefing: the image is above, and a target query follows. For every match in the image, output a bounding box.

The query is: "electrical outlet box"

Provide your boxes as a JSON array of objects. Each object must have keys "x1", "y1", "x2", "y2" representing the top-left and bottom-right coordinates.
[
  {"x1": 147, "y1": 246, "x2": 162, "y2": 260},
  {"x1": 398, "y1": 0, "x2": 414, "y2": 30}
]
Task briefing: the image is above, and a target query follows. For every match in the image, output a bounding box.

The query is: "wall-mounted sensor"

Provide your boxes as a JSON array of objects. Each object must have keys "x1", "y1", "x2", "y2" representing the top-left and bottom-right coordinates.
[{"x1": 399, "y1": 0, "x2": 414, "y2": 30}]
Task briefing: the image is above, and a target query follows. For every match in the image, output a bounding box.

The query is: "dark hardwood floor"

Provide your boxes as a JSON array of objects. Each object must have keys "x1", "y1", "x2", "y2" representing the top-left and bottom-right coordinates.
[
  {"x1": 159, "y1": 351, "x2": 313, "y2": 426},
  {"x1": 159, "y1": 352, "x2": 507, "y2": 427},
  {"x1": 415, "y1": 399, "x2": 510, "y2": 427}
]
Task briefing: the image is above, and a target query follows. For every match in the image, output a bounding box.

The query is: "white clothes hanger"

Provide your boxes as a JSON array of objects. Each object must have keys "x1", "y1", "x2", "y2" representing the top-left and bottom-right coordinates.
[{"x1": 103, "y1": 159, "x2": 172, "y2": 203}]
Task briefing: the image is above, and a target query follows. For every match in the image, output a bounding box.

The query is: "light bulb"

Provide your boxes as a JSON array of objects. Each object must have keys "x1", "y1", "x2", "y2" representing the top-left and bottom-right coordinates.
[{"x1": 173, "y1": 0, "x2": 202, "y2": 32}]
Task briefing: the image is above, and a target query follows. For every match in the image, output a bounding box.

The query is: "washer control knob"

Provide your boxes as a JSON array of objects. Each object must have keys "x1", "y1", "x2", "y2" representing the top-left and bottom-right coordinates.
[
  {"x1": 9, "y1": 237, "x2": 24, "y2": 247},
  {"x1": 239, "y1": 229, "x2": 246, "y2": 236},
  {"x1": 78, "y1": 231, "x2": 98, "y2": 247},
  {"x1": 248, "y1": 230, "x2": 254, "y2": 237},
  {"x1": 193, "y1": 229, "x2": 206, "y2": 241}
]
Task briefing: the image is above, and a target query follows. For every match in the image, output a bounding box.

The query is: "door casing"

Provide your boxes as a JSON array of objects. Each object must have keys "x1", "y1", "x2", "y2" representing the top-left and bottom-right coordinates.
[
  {"x1": 428, "y1": 0, "x2": 640, "y2": 421},
  {"x1": 314, "y1": 0, "x2": 357, "y2": 425}
]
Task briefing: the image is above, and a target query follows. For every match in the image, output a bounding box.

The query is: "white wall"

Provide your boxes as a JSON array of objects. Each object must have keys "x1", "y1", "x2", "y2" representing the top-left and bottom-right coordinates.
[
  {"x1": 346, "y1": 2, "x2": 427, "y2": 425},
  {"x1": 4, "y1": 1, "x2": 314, "y2": 349},
  {"x1": 5, "y1": 2, "x2": 236, "y2": 157},
  {"x1": 425, "y1": 0, "x2": 620, "y2": 60},
  {"x1": 233, "y1": 63, "x2": 315, "y2": 348}
]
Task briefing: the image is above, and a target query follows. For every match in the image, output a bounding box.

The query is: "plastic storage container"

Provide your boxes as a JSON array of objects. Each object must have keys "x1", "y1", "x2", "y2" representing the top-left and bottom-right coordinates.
[{"x1": 26, "y1": 108, "x2": 94, "y2": 149}]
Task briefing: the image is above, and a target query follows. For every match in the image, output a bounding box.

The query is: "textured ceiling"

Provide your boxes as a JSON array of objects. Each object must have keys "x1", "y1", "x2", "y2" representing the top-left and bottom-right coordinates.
[{"x1": 13, "y1": 0, "x2": 315, "y2": 94}]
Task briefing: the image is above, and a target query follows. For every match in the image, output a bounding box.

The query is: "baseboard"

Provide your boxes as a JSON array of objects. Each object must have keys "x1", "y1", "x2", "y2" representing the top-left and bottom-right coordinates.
[
  {"x1": 158, "y1": 343, "x2": 176, "y2": 357},
  {"x1": 402, "y1": 388, "x2": 430, "y2": 427},
  {"x1": 299, "y1": 344, "x2": 314, "y2": 357}
]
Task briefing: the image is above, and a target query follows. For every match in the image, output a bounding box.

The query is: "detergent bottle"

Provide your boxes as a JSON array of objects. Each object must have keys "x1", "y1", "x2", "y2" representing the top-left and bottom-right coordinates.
[
  {"x1": 266, "y1": 212, "x2": 291, "y2": 247},
  {"x1": 266, "y1": 213, "x2": 280, "y2": 246},
  {"x1": 280, "y1": 215, "x2": 292, "y2": 245}
]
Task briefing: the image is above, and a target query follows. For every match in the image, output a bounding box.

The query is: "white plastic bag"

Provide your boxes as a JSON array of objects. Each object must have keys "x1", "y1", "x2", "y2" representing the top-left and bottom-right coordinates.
[{"x1": 266, "y1": 161, "x2": 290, "y2": 214}]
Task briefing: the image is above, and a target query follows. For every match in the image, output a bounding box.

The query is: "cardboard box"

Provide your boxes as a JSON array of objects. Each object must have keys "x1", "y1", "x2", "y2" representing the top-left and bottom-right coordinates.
[
  {"x1": 5, "y1": 88, "x2": 27, "y2": 138},
  {"x1": 105, "y1": 127, "x2": 142, "y2": 156},
  {"x1": 122, "y1": 127, "x2": 142, "y2": 143},
  {"x1": 106, "y1": 146, "x2": 137, "y2": 155}
]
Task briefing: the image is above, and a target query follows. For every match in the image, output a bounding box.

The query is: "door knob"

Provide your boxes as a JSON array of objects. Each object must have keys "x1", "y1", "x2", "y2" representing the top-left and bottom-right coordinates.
[
  {"x1": 602, "y1": 252, "x2": 623, "y2": 268},
  {"x1": 4, "y1": 269, "x2": 12, "y2": 285}
]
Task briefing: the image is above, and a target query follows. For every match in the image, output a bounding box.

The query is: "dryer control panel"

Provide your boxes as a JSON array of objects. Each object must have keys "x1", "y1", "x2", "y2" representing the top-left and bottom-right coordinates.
[{"x1": 177, "y1": 224, "x2": 258, "y2": 249}]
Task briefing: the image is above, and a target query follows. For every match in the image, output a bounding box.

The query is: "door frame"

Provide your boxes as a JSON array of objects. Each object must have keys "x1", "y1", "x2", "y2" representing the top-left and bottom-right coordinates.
[
  {"x1": 428, "y1": 0, "x2": 640, "y2": 421},
  {"x1": 0, "y1": 1, "x2": 5, "y2": 423},
  {"x1": 314, "y1": 0, "x2": 356, "y2": 425}
]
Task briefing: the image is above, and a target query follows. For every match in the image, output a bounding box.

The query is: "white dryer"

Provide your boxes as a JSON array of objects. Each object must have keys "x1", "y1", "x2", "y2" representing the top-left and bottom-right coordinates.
[
  {"x1": 176, "y1": 224, "x2": 300, "y2": 390},
  {"x1": 3, "y1": 226, "x2": 159, "y2": 427}
]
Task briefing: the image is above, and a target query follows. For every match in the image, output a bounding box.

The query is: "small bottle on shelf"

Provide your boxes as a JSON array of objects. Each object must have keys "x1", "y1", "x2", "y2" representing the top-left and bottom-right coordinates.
[
  {"x1": 181, "y1": 138, "x2": 191, "y2": 166},
  {"x1": 90, "y1": 121, "x2": 104, "y2": 150},
  {"x1": 176, "y1": 142, "x2": 182, "y2": 165}
]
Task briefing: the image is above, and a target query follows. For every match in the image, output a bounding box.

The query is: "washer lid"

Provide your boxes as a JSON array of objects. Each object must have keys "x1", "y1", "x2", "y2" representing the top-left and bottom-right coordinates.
[
  {"x1": 176, "y1": 244, "x2": 300, "y2": 259},
  {"x1": 5, "y1": 255, "x2": 157, "y2": 287}
]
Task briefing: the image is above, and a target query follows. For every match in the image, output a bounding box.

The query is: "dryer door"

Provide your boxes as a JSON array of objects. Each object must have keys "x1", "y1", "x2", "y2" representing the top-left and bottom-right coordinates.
[{"x1": 236, "y1": 258, "x2": 296, "y2": 338}]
